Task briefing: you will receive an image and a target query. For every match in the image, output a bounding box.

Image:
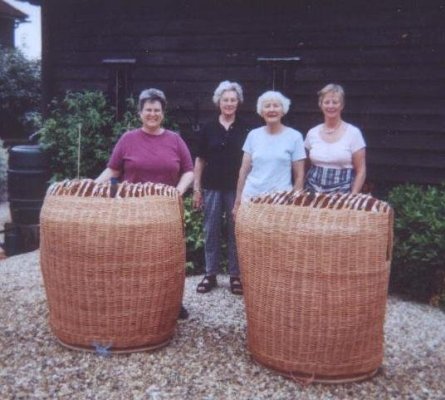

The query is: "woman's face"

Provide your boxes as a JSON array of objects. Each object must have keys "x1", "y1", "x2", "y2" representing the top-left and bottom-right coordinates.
[
  {"x1": 219, "y1": 90, "x2": 239, "y2": 117},
  {"x1": 140, "y1": 100, "x2": 164, "y2": 130},
  {"x1": 320, "y1": 92, "x2": 344, "y2": 120},
  {"x1": 261, "y1": 99, "x2": 284, "y2": 124}
]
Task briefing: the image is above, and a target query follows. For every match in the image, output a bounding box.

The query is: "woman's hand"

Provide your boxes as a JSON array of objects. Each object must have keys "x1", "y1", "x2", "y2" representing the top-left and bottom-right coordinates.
[
  {"x1": 176, "y1": 171, "x2": 194, "y2": 196},
  {"x1": 192, "y1": 190, "x2": 203, "y2": 210},
  {"x1": 232, "y1": 152, "x2": 252, "y2": 219},
  {"x1": 95, "y1": 167, "x2": 120, "y2": 184},
  {"x1": 232, "y1": 198, "x2": 241, "y2": 219},
  {"x1": 292, "y1": 159, "x2": 305, "y2": 192},
  {"x1": 351, "y1": 148, "x2": 366, "y2": 194},
  {"x1": 192, "y1": 157, "x2": 205, "y2": 209}
]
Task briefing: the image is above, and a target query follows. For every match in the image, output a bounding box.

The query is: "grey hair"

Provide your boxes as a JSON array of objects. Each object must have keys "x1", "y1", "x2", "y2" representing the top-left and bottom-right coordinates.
[
  {"x1": 318, "y1": 83, "x2": 345, "y2": 107},
  {"x1": 212, "y1": 80, "x2": 244, "y2": 106},
  {"x1": 256, "y1": 90, "x2": 291, "y2": 116},
  {"x1": 138, "y1": 88, "x2": 167, "y2": 112}
]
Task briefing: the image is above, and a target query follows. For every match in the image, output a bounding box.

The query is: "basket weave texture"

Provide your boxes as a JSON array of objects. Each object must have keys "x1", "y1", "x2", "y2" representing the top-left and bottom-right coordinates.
[
  {"x1": 40, "y1": 180, "x2": 185, "y2": 352},
  {"x1": 235, "y1": 191, "x2": 393, "y2": 382}
]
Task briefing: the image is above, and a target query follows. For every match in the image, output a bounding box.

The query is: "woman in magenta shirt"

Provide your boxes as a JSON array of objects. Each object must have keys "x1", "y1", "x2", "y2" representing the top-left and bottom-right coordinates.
[{"x1": 96, "y1": 88, "x2": 193, "y2": 195}]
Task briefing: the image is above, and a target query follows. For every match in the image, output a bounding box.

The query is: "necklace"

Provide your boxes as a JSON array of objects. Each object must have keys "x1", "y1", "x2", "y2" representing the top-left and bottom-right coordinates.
[{"x1": 323, "y1": 120, "x2": 343, "y2": 135}]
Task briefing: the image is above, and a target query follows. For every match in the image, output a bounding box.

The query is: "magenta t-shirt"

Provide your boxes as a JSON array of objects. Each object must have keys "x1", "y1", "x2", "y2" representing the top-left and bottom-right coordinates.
[{"x1": 108, "y1": 128, "x2": 193, "y2": 186}]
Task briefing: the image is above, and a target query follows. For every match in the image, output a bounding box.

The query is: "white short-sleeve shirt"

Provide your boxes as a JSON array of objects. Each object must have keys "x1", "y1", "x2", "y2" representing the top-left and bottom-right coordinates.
[
  {"x1": 304, "y1": 123, "x2": 366, "y2": 169},
  {"x1": 241, "y1": 126, "x2": 306, "y2": 200}
]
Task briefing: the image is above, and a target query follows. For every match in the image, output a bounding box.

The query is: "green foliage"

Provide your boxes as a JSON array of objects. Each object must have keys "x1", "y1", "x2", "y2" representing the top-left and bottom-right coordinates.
[
  {"x1": 183, "y1": 196, "x2": 205, "y2": 275},
  {"x1": 0, "y1": 46, "x2": 41, "y2": 137},
  {"x1": 39, "y1": 91, "x2": 118, "y2": 180},
  {"x1": 0, "y1": 138, "x2": 8, "y2": 202},
  {"x1": 388, "y1": 184, "x2": 445, "y2": 309}
]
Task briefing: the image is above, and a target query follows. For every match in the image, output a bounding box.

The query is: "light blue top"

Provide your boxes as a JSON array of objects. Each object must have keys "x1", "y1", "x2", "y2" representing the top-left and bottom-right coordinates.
[{"x1": 241, "y1": 126, "x2": 306, "y2": 200}]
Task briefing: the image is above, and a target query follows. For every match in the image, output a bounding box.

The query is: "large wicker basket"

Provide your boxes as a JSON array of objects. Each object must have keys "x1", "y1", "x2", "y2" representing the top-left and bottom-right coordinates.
[
  {"x1": 236, "y1": 191, "x2": 393, "y2": 383},
  {"x1": 40, "y1": 179, "x2": 185, "y2": 353}
]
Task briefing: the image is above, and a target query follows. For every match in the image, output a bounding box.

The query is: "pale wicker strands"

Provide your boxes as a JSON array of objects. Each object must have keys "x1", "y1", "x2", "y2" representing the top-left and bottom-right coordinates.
[
  {"x1": 235, "y1": 191, "x2": 393, "y2": 383},
  {"x1": 40, "y1": 180, "x2": 185, "y2": 352}
]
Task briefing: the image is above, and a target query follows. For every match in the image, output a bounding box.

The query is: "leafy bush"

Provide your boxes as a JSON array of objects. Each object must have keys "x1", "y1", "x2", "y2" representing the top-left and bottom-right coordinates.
[
  {"x1": 388, "y1": 184, "x2": 445, "y2": 309},
  {"x1": 0, "y1": 46, "x2": 41, "y2": 138},
  {"x1": 183, "y1": 196, "x2": 205, "y2": 275},
  {"x1": 0, "y1": 138, "x2": 8, "y2": 202},
  {"x1": 39, "y1": 91, "x2": 119, "y2": 180}
]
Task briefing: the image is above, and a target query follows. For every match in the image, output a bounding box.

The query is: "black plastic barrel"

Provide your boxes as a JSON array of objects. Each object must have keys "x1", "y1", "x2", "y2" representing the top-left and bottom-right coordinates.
[
  {"x1": 7, "y1": 145, "x2": 50, "y2": 253},
  {"x1": 3, "y1": 222, "x2": 21, "y2": 257}
]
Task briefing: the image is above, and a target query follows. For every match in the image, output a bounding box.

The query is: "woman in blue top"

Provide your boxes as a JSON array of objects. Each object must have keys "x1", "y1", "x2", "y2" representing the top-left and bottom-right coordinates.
[{"x1": 233, "y1": 90, "x2": 306, "y2": 214}]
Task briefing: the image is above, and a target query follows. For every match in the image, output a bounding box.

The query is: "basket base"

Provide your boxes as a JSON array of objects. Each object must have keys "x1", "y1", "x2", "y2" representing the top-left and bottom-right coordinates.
[
  {"x1": 252, "y1": 357, "x2": 379, "y2": 384},
  {"x1": 56, "y1": 336, "x2": 172, "y2": 354}
]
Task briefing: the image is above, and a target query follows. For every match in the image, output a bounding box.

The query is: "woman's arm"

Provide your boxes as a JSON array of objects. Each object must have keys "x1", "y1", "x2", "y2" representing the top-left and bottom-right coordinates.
[
  {"x1": 292, "y1": 159, "x2": 305, "y2": 191},
  {"x1": 192, "y1": 157, "x2": 206, "y2": 209},
  {"x1": 304, "y1": 148, "x2": 312, "y2": 173},
  {"x1": 232, "y1": 152, "x2": 252, "y2": 216},
  {"x1": 176, "y1": 171, "x2": 194, "y2": 196},
  {"x1": 95, "y1": 167, "x2": 120, "y2": 184},
  {"x1": 351, "y1": 148, "x2": 366, "y2": 194}
]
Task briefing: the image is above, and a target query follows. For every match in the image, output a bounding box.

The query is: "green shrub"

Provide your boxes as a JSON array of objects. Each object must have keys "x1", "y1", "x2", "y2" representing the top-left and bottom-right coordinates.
[
  {"x1": 388, "y1": 184, "x2": 445, "y2": 309},
  {"x1": 39, "y1": 91, "x2": 119, "y2": 180},
  {"x1": 0, "y1": 46, "x2": 41, "y2": 138},
  {"x1": 183, "y1": 196, "x2": 205, "y2": 275},
  {"x1": 0, "y1": 138, "x2": 8, "y2": 202}
]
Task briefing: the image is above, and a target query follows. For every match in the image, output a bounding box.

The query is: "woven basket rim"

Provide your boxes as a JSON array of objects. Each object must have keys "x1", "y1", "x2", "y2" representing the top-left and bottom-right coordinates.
[
  {"x1": 47, "y1": 179, "x2": 179, "y2": 199},
  {"x1": 249, "y1": 190, "x2": 391, "y2": 214}
]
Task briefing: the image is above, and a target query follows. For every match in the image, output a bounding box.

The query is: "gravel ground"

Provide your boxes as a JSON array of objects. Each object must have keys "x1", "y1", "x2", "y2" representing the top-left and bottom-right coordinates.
[{"x1": 1, "y1": 251, "x2": 444, "y2": 400}]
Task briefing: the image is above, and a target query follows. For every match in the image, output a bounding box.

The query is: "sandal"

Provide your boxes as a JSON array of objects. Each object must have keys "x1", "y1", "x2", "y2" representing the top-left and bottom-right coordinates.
[
  {"x1": 230, "y1": 276, "x2": 243, "y2": 296},
  {"x1": 196, "y1": 275, "x2": 217, "y2": 294}
]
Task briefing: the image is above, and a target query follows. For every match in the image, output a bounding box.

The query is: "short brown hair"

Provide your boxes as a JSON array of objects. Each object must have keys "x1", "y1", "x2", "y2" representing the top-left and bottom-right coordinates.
[
  {"x1": 138, "y1": 88, "x2": 167, "y2": 112},
  {"x1": 318, "y1": 83, "x2": 345, "y2": 107}
]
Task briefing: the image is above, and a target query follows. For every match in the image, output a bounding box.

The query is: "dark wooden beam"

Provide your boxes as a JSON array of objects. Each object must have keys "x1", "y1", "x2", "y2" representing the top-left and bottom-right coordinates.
[{"x1": 40, "y1": 0, "x2": 52, "y2": 115}]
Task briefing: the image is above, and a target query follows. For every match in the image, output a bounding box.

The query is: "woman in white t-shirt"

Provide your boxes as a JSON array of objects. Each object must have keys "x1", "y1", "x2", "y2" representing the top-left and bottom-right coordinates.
[
  {"x1": 305, "y1": 83, "x2": 366, "y2": 194},
  {"x1": 233, "y1": 90, "x2": 306, "y2": 214}
]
